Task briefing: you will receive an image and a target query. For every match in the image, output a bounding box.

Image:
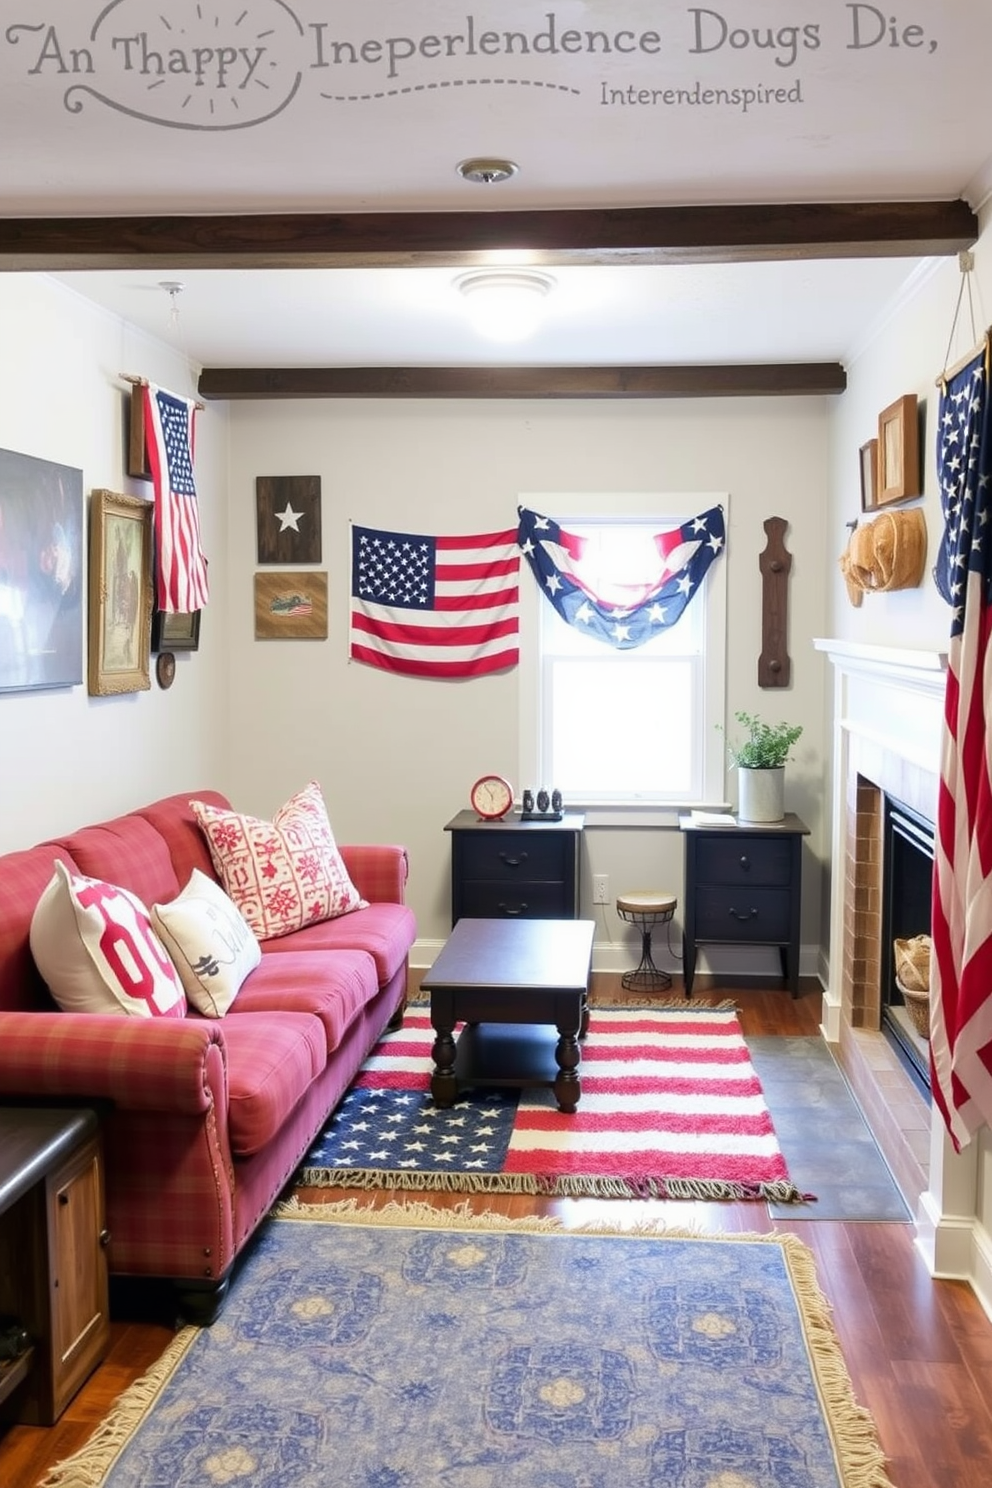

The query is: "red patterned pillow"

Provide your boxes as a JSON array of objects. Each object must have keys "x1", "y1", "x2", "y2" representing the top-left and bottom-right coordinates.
[
  {"x1": 190, "y1": 781, "x2": 367, "y2": 941},
  {"x1": 29, "y1": 861, "x2": 187, "y2": 1018}
]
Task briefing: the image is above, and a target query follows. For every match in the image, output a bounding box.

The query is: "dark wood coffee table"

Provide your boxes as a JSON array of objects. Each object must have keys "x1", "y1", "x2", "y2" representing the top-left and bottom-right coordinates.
[{"x1": 421, "y1": 917, "x2": 595, "y2": 1113}]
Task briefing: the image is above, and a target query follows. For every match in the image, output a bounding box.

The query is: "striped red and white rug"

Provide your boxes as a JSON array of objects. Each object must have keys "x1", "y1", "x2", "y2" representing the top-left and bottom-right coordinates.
[{"x1": 300, "y1": 1004, "x2": 807, "y2": 1202}]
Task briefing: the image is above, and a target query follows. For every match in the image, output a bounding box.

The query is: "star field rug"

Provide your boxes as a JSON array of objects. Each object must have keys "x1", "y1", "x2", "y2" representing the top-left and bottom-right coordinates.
[
  {"x1": 298, "y1": 1004, "x2": 809, "y2": 1203},
  {"x1": 42, "y1": 1202, "x2": 894, "y2": 1488}
]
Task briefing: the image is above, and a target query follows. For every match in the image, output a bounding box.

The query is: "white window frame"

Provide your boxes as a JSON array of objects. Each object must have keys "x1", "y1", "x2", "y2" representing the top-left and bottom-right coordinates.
[{"x1": 518, "y1": 494, "x2": 728, "y2": 825}]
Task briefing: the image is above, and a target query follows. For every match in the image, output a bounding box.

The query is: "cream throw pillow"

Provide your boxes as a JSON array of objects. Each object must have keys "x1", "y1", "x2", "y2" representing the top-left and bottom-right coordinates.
[
  {"x1": 30, "y1": 861, "x2": 187, "y2": 1018},
  {"x1": 191, "y1": 781, "x2": 367, "y2": 941},
  {"x1": 152, "y1": 869, "x2": 261, "y2": 1017}
]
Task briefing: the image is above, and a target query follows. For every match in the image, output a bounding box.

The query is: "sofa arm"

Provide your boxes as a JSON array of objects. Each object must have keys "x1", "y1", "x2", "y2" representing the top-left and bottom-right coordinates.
[
  {"x1": 0, "y1": 1012, "x2": 227, "y2": 1116},
  {"x1": 339, "y1": 844, "x2": 409, "y2": 905}
]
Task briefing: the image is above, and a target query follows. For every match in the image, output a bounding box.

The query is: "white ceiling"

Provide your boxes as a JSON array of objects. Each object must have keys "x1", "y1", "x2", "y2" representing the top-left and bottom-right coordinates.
[{"x1": 5, "y1": 0, "x2": 991, "y2": 369}]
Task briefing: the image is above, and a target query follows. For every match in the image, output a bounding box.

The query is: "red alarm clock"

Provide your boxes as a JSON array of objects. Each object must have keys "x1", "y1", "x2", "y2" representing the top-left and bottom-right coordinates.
[{"x1": 470, "y1": 774, "x2": 513, "y2": 821}]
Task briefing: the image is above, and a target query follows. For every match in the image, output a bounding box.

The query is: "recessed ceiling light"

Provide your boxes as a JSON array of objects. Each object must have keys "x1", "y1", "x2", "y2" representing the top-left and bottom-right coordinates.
[
  {"x1": 455, "y1": 270, "x2": 555, "y2": 342},
  {"x1": 456, "y1": 158, "x2": 519, "y2": 186}
]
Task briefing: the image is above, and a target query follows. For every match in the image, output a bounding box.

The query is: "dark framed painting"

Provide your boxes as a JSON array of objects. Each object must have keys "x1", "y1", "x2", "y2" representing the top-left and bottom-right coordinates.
[
  {"x1": 255, "y1": 475, "x2": 322, "y2": 564},
  {"x1": 0, "y1": 447, "x2": 84, "y2": 693},
  {"x1": 151, "y1": 608, "x2": 201, "y2": 652},
  {"x1": 859, "y1": 438, "x2": 879, "y2": 512},
  {"x1": 87, "y1": 488, "x2": 154, "y2": 696}
]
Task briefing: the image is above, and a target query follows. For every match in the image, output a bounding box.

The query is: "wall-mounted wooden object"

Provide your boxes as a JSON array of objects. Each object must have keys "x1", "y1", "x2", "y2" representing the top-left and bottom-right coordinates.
[{"x1": 758, "y1": 516, "x2": 792, "y2": 688}]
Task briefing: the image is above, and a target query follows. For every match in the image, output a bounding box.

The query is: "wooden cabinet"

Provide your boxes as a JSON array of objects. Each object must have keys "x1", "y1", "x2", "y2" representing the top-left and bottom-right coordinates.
[
  {"x1": 445, "y1": 810, "x2": 585, "y2": 923},
  {"x1": 680, "y1": 814, "x2": 809, "y2": 997},
  {"x1": 0, "y1": 1108, "x2": 110, "y2": 1425}
]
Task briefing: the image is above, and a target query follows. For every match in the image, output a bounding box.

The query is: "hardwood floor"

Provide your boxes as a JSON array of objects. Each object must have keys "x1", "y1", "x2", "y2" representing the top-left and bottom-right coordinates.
[{"x1": 2, "y1": 983, "x2": 991, "y2": 1488}]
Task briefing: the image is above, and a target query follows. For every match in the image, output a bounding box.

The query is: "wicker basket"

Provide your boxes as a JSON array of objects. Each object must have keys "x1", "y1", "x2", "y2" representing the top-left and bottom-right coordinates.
[
  {"x1": 893, "y1": 934, "x2": 931, "y2": 993},
  {"x1": 896, "y1": 974, "x2": 931, "y2": 1040}
]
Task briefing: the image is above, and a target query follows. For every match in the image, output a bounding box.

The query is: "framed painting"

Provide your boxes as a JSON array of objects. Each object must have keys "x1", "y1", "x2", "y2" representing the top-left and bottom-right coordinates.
[
  {"x1": 876, "y1": 393, "x2": 920, "y2": 504},
  {"x1": 151, "y1": 608, "x2": 201, "y2": 652},
  {"x1": 859, "y1": 438, "x2": 878, "y2": 512},
  {"x1": 0, "y1": 447, "x2": 84, "y2": 693},
  {"x1": 254, "y1": 571, "x2": 328, "y2": 640},
  {"x1": 126, "y1": 384, "x2": 152, "y2": 479},
  {"x1": 87, "y1": 488, "x2": 154, "y2": 696}
]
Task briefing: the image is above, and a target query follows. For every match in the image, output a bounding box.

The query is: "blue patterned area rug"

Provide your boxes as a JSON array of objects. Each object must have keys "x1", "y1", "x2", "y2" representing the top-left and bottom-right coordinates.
[{"x1": 44, "y1": 1202, "x2": 893, "y2": 1488}]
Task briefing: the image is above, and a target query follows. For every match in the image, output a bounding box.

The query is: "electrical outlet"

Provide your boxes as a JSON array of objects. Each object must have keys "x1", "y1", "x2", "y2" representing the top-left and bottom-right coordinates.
[{"x1": 592, "y1": 873, "x2": 609, "y2": 905}]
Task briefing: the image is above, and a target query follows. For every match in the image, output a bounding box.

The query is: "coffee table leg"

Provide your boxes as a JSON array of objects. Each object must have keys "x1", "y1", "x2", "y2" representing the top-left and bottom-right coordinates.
[
  {"x1": 553, "y1": 1022, "x2": 582, "y2": 1113},
  {"x1": 430, "y1": 1017, "x2": 459, "y2": 1107}
]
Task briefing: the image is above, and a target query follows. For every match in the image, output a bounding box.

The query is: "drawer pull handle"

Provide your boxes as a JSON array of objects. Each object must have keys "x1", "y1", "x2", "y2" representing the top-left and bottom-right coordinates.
[
  {"x1": 738, "y1": 855, "x2": 751, "y2": 870},
  {"x1": 498, "y1": 851, "x2": 528, "y2": 868},
  {"x1": 728, "y1": 907, "x2": 758, "y2": 922},
  {"x1": 99, "y1": 1229, "x2": 111, "y2": 1248},
  {"x1": 499, "y1": 903, "x2": 528, "y2": 917}
]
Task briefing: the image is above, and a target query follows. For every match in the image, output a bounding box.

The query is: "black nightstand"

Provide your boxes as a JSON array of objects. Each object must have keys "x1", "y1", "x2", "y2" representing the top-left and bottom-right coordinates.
[
  {"x1": 679, "y1": 813, "x2": 809, "y2": 997},
  {"x1": 445, "y1": 810, "x2": 585, "y2": 923}
]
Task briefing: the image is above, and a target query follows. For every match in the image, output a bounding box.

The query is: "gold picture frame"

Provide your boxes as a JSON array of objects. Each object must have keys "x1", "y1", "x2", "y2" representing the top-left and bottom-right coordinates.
[
  {"x1": 859, "y1": 437, "x2": 878, "y2": 512},
  {"x1": 876, "y1": 393, "x2": 920, "y2": 504},
  {"x1": 254, "y1": 571, "x2": 328, "y2": 640},
  {"x1": 87, "y1": 488, "x2": 154, "y2": 695}
]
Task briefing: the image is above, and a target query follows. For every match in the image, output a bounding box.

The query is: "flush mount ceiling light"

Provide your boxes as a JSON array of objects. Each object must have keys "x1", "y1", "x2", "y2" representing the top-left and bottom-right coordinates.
[
  {"x1": 456, "y1": 157, "x2": 519, "y2": 185},
  {"x1": 455, "y1": 270, "x2": 556, "y2": 342}
]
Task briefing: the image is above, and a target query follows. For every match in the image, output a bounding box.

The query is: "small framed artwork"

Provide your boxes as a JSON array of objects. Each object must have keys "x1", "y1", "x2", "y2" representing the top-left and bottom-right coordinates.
[
  {"x1": 126, "y1": 384, "x2": 151, "y2": 479},
  {"x1": 254, "y1": 571, "x2": 328, "y2": 640},
  {"x1": 876, "y1": 393, "x2": 920, "y2": 504},
  {"x1": 859, "y1": 438, "x2": 878, "y2": 512},
  {"x1": 87, "y1": 488, "x2": 154, "y2": 695},
  {"x1": 151, "y1": 608, "x2": 201, "y2": 653},
  {"x1": 255, "y1": 475, "x2": 322, "y2": 564}
]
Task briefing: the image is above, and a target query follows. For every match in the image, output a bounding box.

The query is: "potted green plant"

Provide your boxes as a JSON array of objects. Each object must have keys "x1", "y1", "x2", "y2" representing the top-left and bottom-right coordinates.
[{"x1": 725, "y1": 711, "x2": 803, "y2": 822}]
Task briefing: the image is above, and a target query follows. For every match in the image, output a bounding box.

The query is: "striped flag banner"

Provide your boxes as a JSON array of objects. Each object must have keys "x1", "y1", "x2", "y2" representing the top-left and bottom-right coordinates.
[
  {"x1": 300, "y1": 1006, "x2": 804, "y2": 1201},
  {"x1": 930, "y1": 333, "x2": 992, "y2": 1149},
  {"x1": 350, "y1": 523, "x2": 519, "y2": 678},
  {"x1": 142, "y1": 382, "x2": 210, "y2": 613}
]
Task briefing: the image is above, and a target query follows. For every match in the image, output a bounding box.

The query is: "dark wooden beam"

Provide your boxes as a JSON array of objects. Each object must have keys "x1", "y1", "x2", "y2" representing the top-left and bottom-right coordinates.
[
  {"x1": 0, "y1": 200, "x2": 976, "y2": 270},
  {"x1": 197, "y1": 364, "x2": 847, "y2": 401}
]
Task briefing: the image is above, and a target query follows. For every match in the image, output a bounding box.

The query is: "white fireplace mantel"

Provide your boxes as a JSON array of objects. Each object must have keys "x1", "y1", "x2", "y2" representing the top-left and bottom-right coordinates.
[{"x1": 814, "y1": 638, "x2": 948, "y2": 694}]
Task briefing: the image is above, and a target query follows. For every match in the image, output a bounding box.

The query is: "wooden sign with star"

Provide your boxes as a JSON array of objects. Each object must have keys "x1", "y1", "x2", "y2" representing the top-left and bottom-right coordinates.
[{"x1": 255, "y1": 475, "x2": 322, "y2": 564}]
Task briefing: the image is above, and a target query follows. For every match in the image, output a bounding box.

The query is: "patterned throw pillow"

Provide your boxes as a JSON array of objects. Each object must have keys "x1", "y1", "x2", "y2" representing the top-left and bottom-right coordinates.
[
  {"x1": 152, "y1": 869, "x2": 261, "y2": 1017},
  {"x1": 29, "y1": 861, "x2": 187, "y2": 1018},
  {"x1": 190, "y1": 781, "x2": 367, "y2": 941}
]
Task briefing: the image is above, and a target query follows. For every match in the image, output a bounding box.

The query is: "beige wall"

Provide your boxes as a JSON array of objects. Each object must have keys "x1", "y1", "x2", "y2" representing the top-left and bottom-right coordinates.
[
  {"x1": 224, "y1": 396, "x2": 830, "y2": 965},
  {"x1": 0, "y1": 275, "x2": 230, "y2": 851}
]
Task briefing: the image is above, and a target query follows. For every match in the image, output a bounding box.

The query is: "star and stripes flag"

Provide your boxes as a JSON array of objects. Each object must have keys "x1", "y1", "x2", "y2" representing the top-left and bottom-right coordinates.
[
  {"x1": 142, "y1": 383, "x2": 210, "y2": 613},
  {"x1": 517, "y1": 504, "x2": 725, "y2": 647},
  {"x1": 350, "y1": 523, "x2": 519, "y2": 678},
  {"x1": 930, "y1": 333, "x2": 992, "y2": 1150}
]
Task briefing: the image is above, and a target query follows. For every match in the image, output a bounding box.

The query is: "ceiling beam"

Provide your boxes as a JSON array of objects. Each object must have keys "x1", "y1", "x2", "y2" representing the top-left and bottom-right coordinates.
[
  {"x1": 197, "y1": 364, "x2": 847, "y2": 401},
  {"x1": 0, "y1": 200, "x2": 976, "y2": 270}
]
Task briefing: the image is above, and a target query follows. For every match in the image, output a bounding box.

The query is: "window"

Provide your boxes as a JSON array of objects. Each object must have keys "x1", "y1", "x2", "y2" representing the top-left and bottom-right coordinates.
[{"x1": 519, "y1": 499, "x2": 728, "y2": 814}]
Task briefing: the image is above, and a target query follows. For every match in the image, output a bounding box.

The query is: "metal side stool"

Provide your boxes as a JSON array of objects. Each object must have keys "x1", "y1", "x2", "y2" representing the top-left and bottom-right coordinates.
[{"x1": 616, "y1": 891, "x2": 677, "y2": 993}]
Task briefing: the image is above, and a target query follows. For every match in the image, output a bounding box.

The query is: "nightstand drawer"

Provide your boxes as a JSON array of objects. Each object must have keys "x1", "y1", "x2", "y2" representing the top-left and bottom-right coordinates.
[
  {"x1": 694, "y1": 835, "x2": 792, "y2": 886},
  {"x1": 459, "y1": 881, "x2": 572, "y2": 919},
  {"x1": 695, "y1": 886, "x2": 792, "y2": 942},
  {"x1": 457, "y1": 832, "x2": 567, "y2": 882}
]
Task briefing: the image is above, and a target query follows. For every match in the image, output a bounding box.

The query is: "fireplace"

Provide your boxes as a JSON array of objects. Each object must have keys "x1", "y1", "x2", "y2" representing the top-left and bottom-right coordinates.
[
  {"x1": 881, "y1": 795, "x2": 933, "y2": 1096},
  {"x1": 815, "y1": 637, "x2": 948, "y2": 1215}
]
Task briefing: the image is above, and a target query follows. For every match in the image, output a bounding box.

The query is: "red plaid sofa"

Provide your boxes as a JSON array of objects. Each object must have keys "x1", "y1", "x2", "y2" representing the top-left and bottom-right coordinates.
[{"x1": 0, "y1": 789, "x2": 416, "y2": 1322}]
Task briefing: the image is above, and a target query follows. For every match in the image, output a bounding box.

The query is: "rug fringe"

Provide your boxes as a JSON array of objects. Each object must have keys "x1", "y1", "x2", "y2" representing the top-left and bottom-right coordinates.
[
  {"x1": 296, "y1": 1165, "x2": 811, "y2": 1204},
  {"x1": 272, "y1": 1200, "x2": 894, "y2": 1487},
  {"x1": 407, "y1": 990, "x2": 738, "y2": 1012},
  {"x1": 38, "y1": 1328, "x2": 198, "y2": 1488}
]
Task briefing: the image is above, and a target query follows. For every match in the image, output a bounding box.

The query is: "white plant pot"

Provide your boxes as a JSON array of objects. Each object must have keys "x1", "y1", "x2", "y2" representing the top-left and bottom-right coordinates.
[{"x1": 738, "y1": 766, "x2": 785, "y2": 822}]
